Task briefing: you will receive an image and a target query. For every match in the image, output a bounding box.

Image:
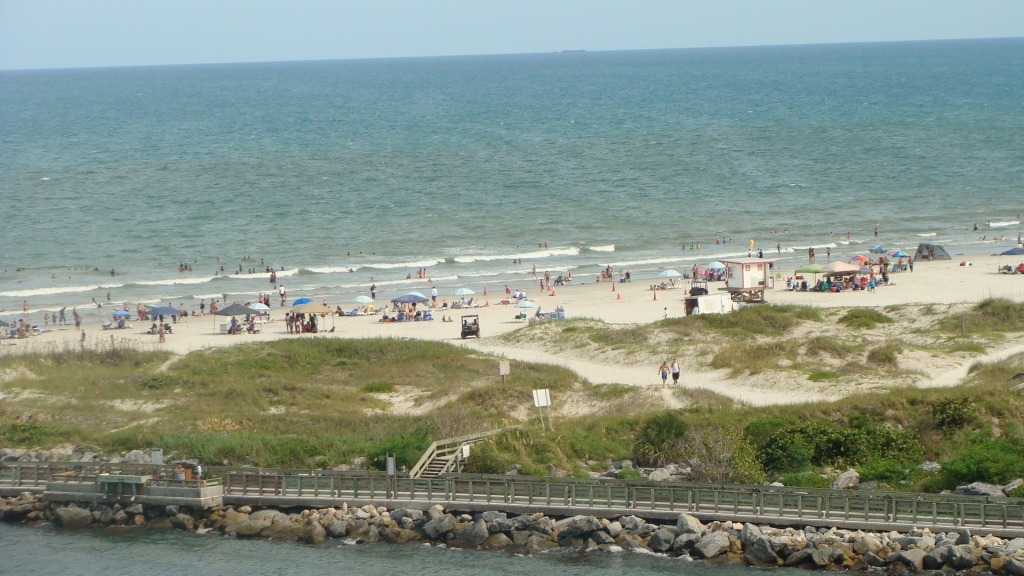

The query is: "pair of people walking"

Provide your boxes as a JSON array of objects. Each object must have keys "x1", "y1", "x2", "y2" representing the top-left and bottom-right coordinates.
[{"x1": 658, "y1": 359, "x2": 681, "y2": 386}]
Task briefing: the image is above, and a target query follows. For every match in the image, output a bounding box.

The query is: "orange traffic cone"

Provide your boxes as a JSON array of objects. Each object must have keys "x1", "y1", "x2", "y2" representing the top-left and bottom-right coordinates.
[
  {"x1": 550, "y1": 289, "x2": 556, "y2": 296},
  {"x1": 653, "y1": 291, "x2": 657, "y2": 301},
  {"x1": 617, "y1": 292, "x2": 621, "y2": 300}
]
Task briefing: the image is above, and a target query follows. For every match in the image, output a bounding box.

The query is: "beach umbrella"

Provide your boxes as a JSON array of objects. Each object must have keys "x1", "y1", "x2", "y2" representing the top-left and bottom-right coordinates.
[
  {"x1": 112, "y1": 309, "x2": 131, "y2": 317},
  {"x1": 889, "y1": 250, "x2": 909, "y2": 258},
  {"x1": 849, "y1": 255, "x2": 869, "y2": 263},
  {"x1": 859, "y1": 267, "x2": 872, "y2": 274},
  {"x1": 1001, "y1": 247, "x2": 1024, "y2": 256},
  {"x1": 147, "y1": 306, "x2": 180, "y2": 317},
  {"x1": 353, "y1": 295, "x2": 373, "y2": 303},
  {"x1": 659, "y1": 269, "x2": 681, "y2": 277},
  {"x1": 819, "y1": 261, "x2": 861, "y2": 275},
  {"x1": 514, "y1": 300, "x2": 538, "y2": 308},
  {"x1": 290, "y1": 303, "x2": 333, "y2": 314},
  {"x1": 292, "y1": 297, "x2": 313, "y2": 305},
  {"x1": 215, "y1": 304, "x2": 260, "y2": 316},
  {"x1": 869, "y1": 246, "x2": 887, "y2": 254},
  {"x1": 391, "y1": 294, "x2": 429, "y2": 304},
  {"x1": 405, "y1": 291, "x2": 428, "y2": 299},
  {"x1": 794, "y1": 264, "x2": 822, "y2": 273},
  {"x1": 706, "y1": 262, "x2": 726, "y2": 270},
  {"x1": 0, "y1": 319, "x2": 9, "y2": 328},
  {"x1": 250, "y1": 303, "x2": 270, "y2": 311},
  {"x1": 453, "y1": 288, "x2": 475, "y2": 295}
]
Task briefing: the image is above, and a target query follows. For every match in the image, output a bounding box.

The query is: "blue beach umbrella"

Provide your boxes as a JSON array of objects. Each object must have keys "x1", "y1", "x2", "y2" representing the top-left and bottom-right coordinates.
[
  {"x1": 292, "y1": 297, "x2": 313, "y2": 305},
  {"x1": 453, "y1": 288, "x2": 475, "y2": 295},
  {"x1": 391, "y1": 294, "x2": 428, "y2": 304},
  {"x1": 1001, "y1": 247, "x2": 1024, "y2": 256},
  {"x1": 514, "y1": 300, "x2": 537, "y2": 308},
  {"x1": 706, "y1": 262, "x2": 726, "y2": 270},
  {"x1": 659, "y1": 270, "x2": 681, "y2": 277},
  {"x1": 869, "y1": 246, "x2": 887, "y2": 254},
  {"x1": 353, "y1": 295, "x2": 373, "y2": 303},
  {"x1": 147, "y1": 306, "x2": 180, "y2": 316},
  {"x1": 889, "y1": 250, "x2": 909, "y2": 258},
  {"x1": 112, "y1": 310, "x2": 131, "y2": 317}
]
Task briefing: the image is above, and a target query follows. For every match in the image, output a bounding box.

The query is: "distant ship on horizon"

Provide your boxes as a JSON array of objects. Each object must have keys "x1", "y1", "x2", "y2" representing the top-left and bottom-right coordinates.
[{"x1": 561, "y1": 49, "x2": 586, "y2": 53}]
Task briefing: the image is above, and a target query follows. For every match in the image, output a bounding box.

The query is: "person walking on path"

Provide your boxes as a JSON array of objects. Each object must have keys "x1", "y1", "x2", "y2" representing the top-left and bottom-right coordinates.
[
  {"x1": 658, "y1": 362, "x2": 670, "y2": 387},
  {"x1": 671, "y1": 359, "x2": 681, "y2": 385}
]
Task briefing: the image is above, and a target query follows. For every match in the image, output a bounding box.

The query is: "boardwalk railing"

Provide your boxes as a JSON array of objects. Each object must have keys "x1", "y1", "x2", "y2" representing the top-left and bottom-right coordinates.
[{"x1": 7, "y1": 462, "x2": 1024, "y2": 533}]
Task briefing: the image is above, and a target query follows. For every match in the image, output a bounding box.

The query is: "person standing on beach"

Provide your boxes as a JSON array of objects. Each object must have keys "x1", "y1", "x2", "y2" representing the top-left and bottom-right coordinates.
[
  {"x1": 663, "y1": 307, "x2": 668, "y2": 320},
  {"x1": 531, "y1": 264, "x2": 537, "y2": 278},
  {"x1": 658, "y1": 362, "x2": 669, "y2": 387},
  {"x1": 671, "y1": 359, "x2": 680, "y2": 385},
  {"x1": 431, "y1": 287, "x2": 437, "y2": 305},
  {"x1": 73, "y1": 308, "x2": 82, "y2": 330},
  {"x1": 370, "y1": 284, "x2": 377, "y2": 300},
  {"x1": 908, "y1": 256, "x2": 914, "y2": 272},
  {"x1": 80, "y1": 330, "x2": 86, "y2": 349},
  {"x1": 200, "y1": 300, "x2": 205, "y2": 315},
  {"x1": 59, "y1": 307, "x2": 67, "y2": 325},
  {"x1": 279, "y1": 285, "x2": 286, "y2": 306},
  {"x1": 158, "y1": 323, "x2": 166, "y2": 344}
]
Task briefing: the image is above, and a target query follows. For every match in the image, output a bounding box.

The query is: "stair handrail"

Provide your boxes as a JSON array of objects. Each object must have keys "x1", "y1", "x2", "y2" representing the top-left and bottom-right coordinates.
[{"x1": 409, "y1": 427, "x2": 516, "y2": 479}]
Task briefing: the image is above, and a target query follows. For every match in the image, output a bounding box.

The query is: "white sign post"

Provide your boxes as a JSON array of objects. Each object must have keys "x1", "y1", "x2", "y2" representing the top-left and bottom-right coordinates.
[
  {"x1": 532, "y1": 388, "x2": 553, "y2": 431},
  {"x1": 499, "y1": 360, "x2": 510, "y2": 383}
]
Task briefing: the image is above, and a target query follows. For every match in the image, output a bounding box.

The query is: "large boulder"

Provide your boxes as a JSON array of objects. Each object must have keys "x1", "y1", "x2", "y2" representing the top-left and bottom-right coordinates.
[
  {"x1": 619, "y1": 538, "x2": 651, "y2": 553},
  {"x1": 894, "y1": 535, "x2": 935, "y2": 551},
  {"x1": 170, "y1": 513, "x2": 194, "y2": 531},
  {"x1": 452, "y1": 520, "x2": 489, "y2": 546},
  {"x1": 553, "y1": 515, "x2": 602, "y2": 538},
  {"x1": 956, "y1": 482, "x2": 1007, "y2": 497},
  {"x1": 299, "y1": 523, "x2": 327, "y2": 544},
  {"x1": 693, "y1": 531, "x2": 730, "y2": 558},
  {"x1": 811, "y1": 547, "x2": 842, "y2": 567},
  {"x1": 648, "y1": 528, "x2": 677, "y2": 552},
  {"x1": 783, "y1": 548, "x2": 815, "y2": 567},
  {"x1": 831, "y1": 468, "x2": 860, "y2": 489},
  {"x1": 348, "y1": 521, "x2": 380, "y2": 543},
  {"x1": 898, "y1": 548, "x2": 927, "y2": 571},
  {"x1": 746, "y1": 536, "x2": 780, "y2": 565},
  {"x1": 739, "y1": 522, "x2": 762, "y2": 545},
  {"x1": 1006, "y1": 538, "x2": 1024, "y2": 554},
  {"x1": 54, "y1": 506, "x2": 94, "y2": 529},
  {"x1": 673, "y1": 532, "x2": 702, "y2": 552},
  {"x1": 1004, "y1": 558, "x2": 1024, "y2": 576},
  {"x1": 647, "y1": 468, "x2": 672, "y2": 482},
  {"x1": 422, "y1": 513, "x2": 456, "y2": 539},
  {"x1": 382, "y1": 527, "x2": 422, "y2": 544},
  {"x1": 1004, "y1": 478, "x2": 1024, "y2": 495},
  {"x1": 326, "y1": 519, "x2": 349, "y2": 538},
  {"x1": 527, "y1": 535, "x2": 558, "y2": 550},
  {"x1": 123, "y1": 450, "x2": 150, "y2": 464},
  {"x1": 949, "y1": 545, "x2": 977, "y2": 570},
  {"x1": 676, "y1": 513, "x2": 704, "y2": 535},
  {"x1": 619, "y1": 515, "x2": 644, "y2": 531},
  {"x1": 479, "y1": 511, "x2": 506, "y2": 522},
  {"x1": 389, "y1": 509, "x2": 424, "y2": 525},
  {"x1": 480, "y1": 533, "x2": 513, "y2": 550},
  {"x1": 493, "y1": 514, "x2": 534, "y2": 533},
  {"x1": 853, "y1": 533, "x2": 883, "y2": 555},
  {"x1": 923, "y1": 545, "x2": 952, "y2": 570},
  {"x1": 2, "y1": 504, "x2": 34, "y2": 523},
  {"x1": 426, "y1": 504, "x2": 445, "y2": 520}
]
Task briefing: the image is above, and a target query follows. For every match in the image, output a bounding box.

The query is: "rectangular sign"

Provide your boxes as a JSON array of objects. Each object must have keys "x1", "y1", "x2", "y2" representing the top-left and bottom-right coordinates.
[
  {"x1": 386, "y1": 455, "x2": 396, "y2": 476},
  {"x1": 499, "y1": 360, "x2": 510, "y2": 376},
  {"x1": 462, "y1": 445, "x2": 471, "y2": 458},
  {"x1": 532, "y1": 388, "x2": 551, "y2": 408}
]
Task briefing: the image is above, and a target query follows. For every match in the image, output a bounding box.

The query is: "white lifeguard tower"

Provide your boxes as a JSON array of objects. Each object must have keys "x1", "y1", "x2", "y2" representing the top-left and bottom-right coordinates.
[{"x1": 718, "y1": 258, "x2": 775, "y2": 303}]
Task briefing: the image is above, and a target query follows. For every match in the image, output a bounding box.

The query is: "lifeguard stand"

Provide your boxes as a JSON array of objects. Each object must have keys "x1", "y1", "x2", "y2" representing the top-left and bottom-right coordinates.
[{"x1": 718, "y1": 258, "x2": 775, "y2": 303}]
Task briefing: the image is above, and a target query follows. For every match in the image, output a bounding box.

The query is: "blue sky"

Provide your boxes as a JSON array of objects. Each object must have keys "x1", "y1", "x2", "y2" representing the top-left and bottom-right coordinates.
[{"x1": 1, "y1": 0, "x2": 1023, "y2": 70}]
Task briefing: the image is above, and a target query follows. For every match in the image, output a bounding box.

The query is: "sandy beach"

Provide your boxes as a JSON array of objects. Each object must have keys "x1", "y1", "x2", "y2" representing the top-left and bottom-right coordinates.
[{"x1": 5, "y1": 256, "x2": 1024, "y2": 406}]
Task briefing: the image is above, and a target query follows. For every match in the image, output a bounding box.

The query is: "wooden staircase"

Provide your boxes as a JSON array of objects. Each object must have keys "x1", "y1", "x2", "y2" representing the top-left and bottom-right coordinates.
[{"x1": 409, "y1": 428, "x2": 513, "y2": 479}]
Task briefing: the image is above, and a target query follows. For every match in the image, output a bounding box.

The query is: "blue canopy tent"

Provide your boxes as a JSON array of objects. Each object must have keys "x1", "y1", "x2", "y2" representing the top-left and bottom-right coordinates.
[
  {"x1": 1001, "y1": 247, "x2": 1024, "y2": 256},
  {"x1": 147, "y1": 306, "x2": 180, "y2": 317},
  {"x1": 391, "y1": 294, "x2": 429, "y2": 304}
]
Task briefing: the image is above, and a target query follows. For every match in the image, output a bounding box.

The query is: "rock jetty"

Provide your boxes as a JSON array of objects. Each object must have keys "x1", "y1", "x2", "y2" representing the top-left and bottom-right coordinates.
[{"x1": 4, "y1": 491, "x2": 1024, "y2": 572}]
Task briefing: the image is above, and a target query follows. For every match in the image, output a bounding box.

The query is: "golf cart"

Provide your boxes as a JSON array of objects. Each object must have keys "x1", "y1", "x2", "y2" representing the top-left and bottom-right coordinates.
[
  {"x1": 461, "y1": 315, "x2": 480, "y2": 339},
  {"x1": 689, "y1": 279, "x2": 709, "y2": 296}
]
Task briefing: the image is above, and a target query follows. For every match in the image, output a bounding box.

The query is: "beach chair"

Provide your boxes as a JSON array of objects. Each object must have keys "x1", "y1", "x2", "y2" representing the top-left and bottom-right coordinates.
[{"x1": 345, "y1": 308, "x2": 359, "y2": 316}]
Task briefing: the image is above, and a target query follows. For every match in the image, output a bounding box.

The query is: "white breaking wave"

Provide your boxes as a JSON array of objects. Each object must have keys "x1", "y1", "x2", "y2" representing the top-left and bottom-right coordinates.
[
  {"x1": 989, "y1": 221, "x2": 1020, "y2": 228},
  {"x1": 362, "y1": 259, "x2": 445, "y2": 270},
  {"x1": 917, "y1": 233, "x2": 938, "y2": 237},
  {"x1": 191, "y1": 293, "x2": 224, "y2": 300},
  {"x1": 306, "y1": 266, "x2": 360, "y2": 274},
  {"x1": 588, "y1": 244, "x2": 615, "y2": 252},
  {"x1": 225, "y1": 268, "x2": 299, "y2": 279},
  {"x1": 0, "y1": 284, "x2": 113, "y2": 298},
  {"x1": 453, "y1": 246, "x2": 579, "y2": 263},
  {"x1": 137, "y1": 276, "x2": 216, "y2": 286}
]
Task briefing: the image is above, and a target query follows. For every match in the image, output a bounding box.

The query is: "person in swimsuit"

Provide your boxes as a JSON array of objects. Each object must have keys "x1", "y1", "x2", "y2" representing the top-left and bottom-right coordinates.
[{"x1": 658, "y1": 362, "x2": 669, "y2": 387}]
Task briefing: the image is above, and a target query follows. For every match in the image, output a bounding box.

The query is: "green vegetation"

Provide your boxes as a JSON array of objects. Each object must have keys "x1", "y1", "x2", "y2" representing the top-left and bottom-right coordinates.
[
  {"x1": 838, "y1": 308, "x2": 894, "y2": 329},
  {"x1": 939, "y1": 298, "x2": 1024, "y2": 334}
]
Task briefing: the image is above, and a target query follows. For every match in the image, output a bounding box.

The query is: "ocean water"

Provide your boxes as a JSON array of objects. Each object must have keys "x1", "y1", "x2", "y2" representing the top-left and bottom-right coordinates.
[
  {"x1": 2, "y1": 39, "x2": 1023, "y2": 317},
  {"x1": 0, "y1": 523, "x2": 785, "y2": 576}
]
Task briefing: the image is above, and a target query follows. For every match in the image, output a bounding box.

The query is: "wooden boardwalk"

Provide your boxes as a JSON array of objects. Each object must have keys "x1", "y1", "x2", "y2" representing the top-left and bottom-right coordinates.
[{"x1": 5, "y1": 463, "x2": 1024, "y2": 537}]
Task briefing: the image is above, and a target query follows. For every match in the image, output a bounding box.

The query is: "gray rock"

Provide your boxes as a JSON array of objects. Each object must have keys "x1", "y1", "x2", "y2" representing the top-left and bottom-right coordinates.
[
  {"x1": 478, "y1": 511, "x2": 506, "y2": 523},
  {"x1": 956, "y1": 481, "x2": 1007, "y2": 497},
  {"x1": 54, "y1": 506, "x2": 94, "y2": 528},
  {"x1": 1005, "y1": 478, "x2": 1024, "y2": 495},
  {"x1": 605, "y1": 521, "x2": 622, "y2": 538},
  {"x1": 619, "y1": 515, "x2": 644, "y2": 531},
  {"x1": 647, "y1": 468, "x2": 672, "y2": 482},
  {"x1": 591, "y1": 531, "x2": 615, "y2": 545},
  {"x1": 422, "y1": 513, "x2": 456, "y2": 539},
  {"x1": 853, "y1": 533, "x2": 883, "y2": 555},
  {"x1": 1006, "y1": 538, "x2": 1024, "y2": 554},
  {"x1": 831, "y1": 468, "x2": 860, "y2": 489},
  {"x1": 676, "y1": 513, "x2": 704, "y2": 534},
  {"x1": 612, "y1": 459, "x2": 632, "y2": 469},
  {"x1": 949, "y1": 545, "x2": 977, "y2": 569},
  {"x1": 389, "y1": 509, "x2": 424, "y2": 524},
  {"x1": 2, "y1": 504, "x2": 34, "y2": 522},
  {"x1": 123, "y1": 449, "x2": 150, "y2": 464},
  {"x1": 299, "y1": 522, "x2": 327, "y2": 544},
  {"x1": 923, "y1": 545, "x2": 952, "y2": 569},
  {"x1": 783, "y1": 548, "x2": 815, "y2": 567},
  {"x1": 326, "y1": 519, "x2": 349, "y2": 537},
  {"x1": 527, "y1": 535, "x2": 558, "y2": 550},
  {"x1": 349, "y1": 521, "x2": 380, "y2": 543},
  {"x1": 918, "y1": 461, "x2": 942, "y2": 472},
  {"x1": 619, "y1": 538, "x2": 650, "y2": 552},
  {"x1": 453, "y1": 520, "x2": 489, "y2": 546},
  {"x1": 769, "y1": 535, "x2": 806, "y2": 558},
  {"x1": 673, "y1": 532, "x2": 702, "y2": 552},
  {"x1": 648, "y1": 528, "x2": 676, "y2": 552},
  {"x1": 170, "y1": 513, "x2": 194, "y2": 531},
  {"x1": 124, "y1": 503, "x2": 144, "y2": 515},
  {"x1": 481, "y1": 533, "x2": 513, "y2": 550},
  {"x1": 164, "y1": 505, "x2": 180, "y2": 517},
  {"x1": 811, "y1": 547, "x2": 840, "y2": 567},
  {"x1": 493, "y1": 514, "x2": 533, "y2": 533},
  {"x1": 864, "y1": 551, "x2": 887, "y2": 567},
  {"x1": 740, "y1": 522, "x2": 762, "y2": 544},
  {"x1": 894, "y1": 535, "x2": 935, "y2": 551},
  {"x1": 693, "y1": 531, "x2": 730, "y2": 558},
  {"x1": 955, "y1": 530, "x2": 972, "y2": 545},
  {"x1": 0, "y1": 448, "x2": 26, "y2": 461},
  {"x1": 426, "y1": 504, "x2": 445, "y2": 520},
  {"x1": 747, "y1": 536, "x2": 780, "y2": 564},
  {"x1": 553, "y1": 515, "x2": 602, "y2": 538},
  {"x1": 1004, "y1": 558, "x2": 1024, "y2": 576},
  {"x1": 898, "y1": 548, "x2": 926, "y2": 571}
]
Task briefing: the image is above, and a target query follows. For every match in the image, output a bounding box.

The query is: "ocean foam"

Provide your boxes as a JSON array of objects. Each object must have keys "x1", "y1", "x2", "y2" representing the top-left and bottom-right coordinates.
[
  {"x1": 137, "y1": 276, "x2": 216, "y2": 286},
  {"x1": 917, "y1": 233, "x2": 938, "y2": 237},
  {"x1": 588, "y1": 244, "x2": 615, "y2": 252},
  {"x1": 0, "y1": 284, "x2": 107, "y2": 298},
  {"x1": 225, "y1": 268, "x2": 299, "y2": 279},
  {"x1": 452, "y1": 246, "x2": 579, "y2": 263},
  {"x1": 306, "y1": 266, "x2": 360, "y2": 274},
  {"x1": 362, "y1": 259, "x2": 445, "y2": 269},
  {"x1": 989, "y1": 221, "x2": 1020, "y2": 228}
]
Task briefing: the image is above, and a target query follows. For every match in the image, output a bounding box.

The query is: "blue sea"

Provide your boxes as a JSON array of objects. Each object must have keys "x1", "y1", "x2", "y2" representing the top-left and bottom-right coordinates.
[{"x1": 1, "y1": 39, "x2": 1022, "y2": 318}]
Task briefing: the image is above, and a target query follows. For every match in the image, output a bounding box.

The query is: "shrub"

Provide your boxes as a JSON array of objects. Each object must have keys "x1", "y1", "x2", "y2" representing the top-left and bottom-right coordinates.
[
  {"x1": 618, "y1": 467, "x2": 642, "y2": 480},
  {"x1": 743, "y1": 417, "x2": 790, "y2": 449},
  {"x1": 360, "y1": 381, "x2": 395, "y2": 393},
  {"x1": 632, "y1": 412, "x2": 688, "y2": 466},
  {"x1": 464, "y1": 441, "x2": 508, "y2": 475},
  {"x1": 940, "y1": 298, "x2": 1024, "y2": 334},
  {"x1": 867, "y1": 343, "x2": 902, "y2": 367},
  {"x1": 931, "y1": 397, "x2": 973, "y2": 432},
  {"x1": 940, "y1": 439, "x2": 1024, "y2": 487},
  {"x1": 757, "y1": 421, "x2": 922, "y2": 473},
  {"x1": 779, "y1": 472, "x2": 832, "y2": 489},
  {"x1": 838, "y1": 309, "x2": 894, "y2": 329},
  {"x1": 367, "y1": 432, "x2": 431, "y2": 470},
  {"x1": 808, "y1": 370, "x2": 841, "y2": 382},
  {"x1": 138, "y1": 377, "x2": 166, "y2": 390},
  {"x1": 858, "y1": 459, "x2": 913, "y2": 485}
]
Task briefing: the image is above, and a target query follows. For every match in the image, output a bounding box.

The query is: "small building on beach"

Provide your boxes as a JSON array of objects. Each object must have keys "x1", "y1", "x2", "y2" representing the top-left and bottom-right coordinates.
[{"x1": 719, "y1": 258, "x2": 776, "y2": 303}]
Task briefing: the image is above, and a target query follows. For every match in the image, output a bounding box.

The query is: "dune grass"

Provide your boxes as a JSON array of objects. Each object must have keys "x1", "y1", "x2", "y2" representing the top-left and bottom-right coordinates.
[
  {"x1": 939, "y1": 298, "x2": 1024, "y2": 334},
  {"x1": 838, "y1": 308, "x2": 895, "y2": 329}
]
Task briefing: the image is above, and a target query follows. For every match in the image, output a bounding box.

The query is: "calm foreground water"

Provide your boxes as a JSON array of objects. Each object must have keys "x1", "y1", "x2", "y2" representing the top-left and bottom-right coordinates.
[
  {"x1": 1, "y1": 38, "x2": 1023, "y2": 318},
  {"x1": 0, "y1": 523, "x2": 788, "y2": 576}
]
